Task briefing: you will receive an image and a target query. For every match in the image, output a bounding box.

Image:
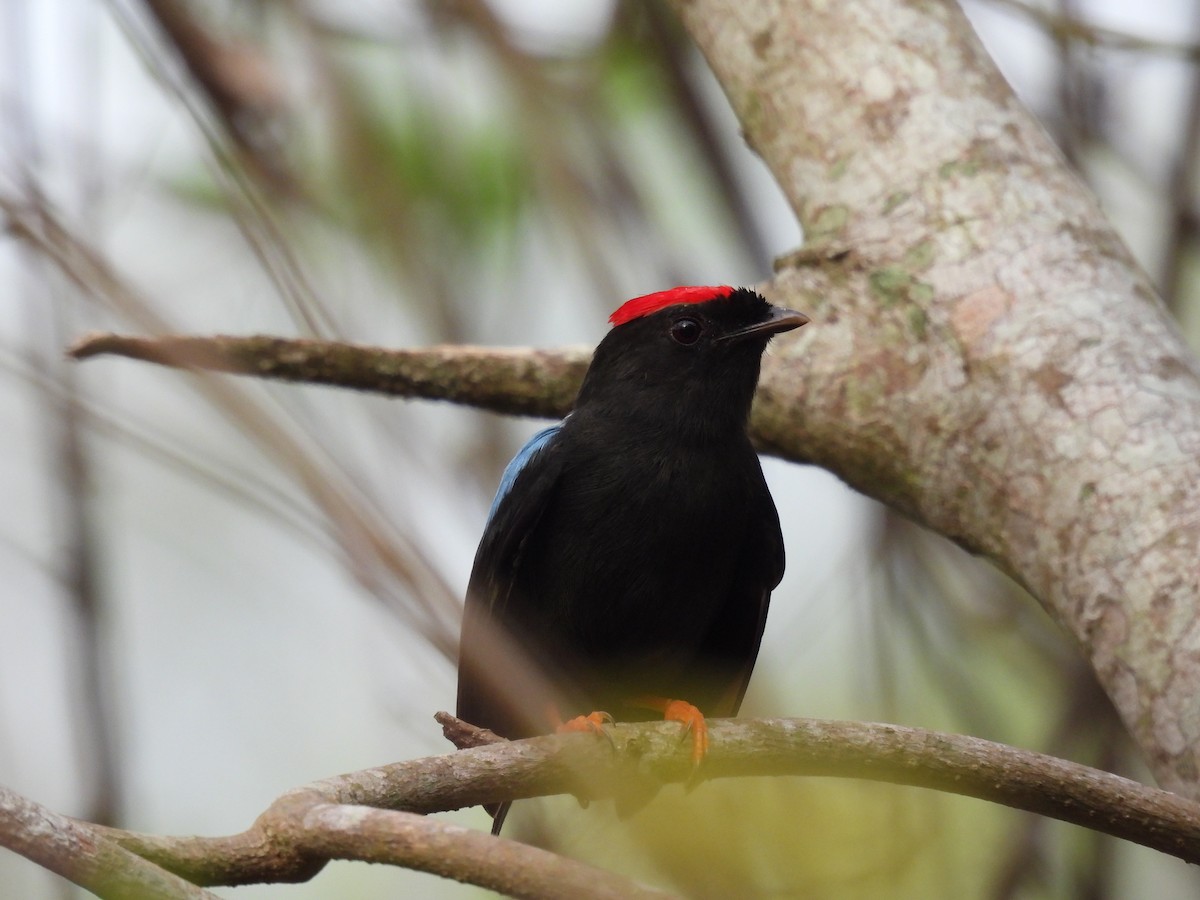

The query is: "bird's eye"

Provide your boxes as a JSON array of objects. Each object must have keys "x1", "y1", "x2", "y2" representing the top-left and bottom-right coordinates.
[{"x1": 669, "y1": 317, "x2": 703, "y2": 345}]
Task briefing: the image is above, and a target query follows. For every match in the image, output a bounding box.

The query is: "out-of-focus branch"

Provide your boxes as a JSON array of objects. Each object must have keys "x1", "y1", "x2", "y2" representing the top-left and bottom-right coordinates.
[
  {"x1": 1157, "y1": 5, "x2": 1200, "y2": 308},
  {"x1": 139, "y1": 0, "x2": 293, "y2": 191},
  {"x1": 983, "y1": 0, "x2": 1200, "y2": 60},
  {"x1": 5, "y1": 193, "x2": 463, "y2": 657},
  {"x1": 636, "y1": 2, "x2": 772, "y2": 271}
]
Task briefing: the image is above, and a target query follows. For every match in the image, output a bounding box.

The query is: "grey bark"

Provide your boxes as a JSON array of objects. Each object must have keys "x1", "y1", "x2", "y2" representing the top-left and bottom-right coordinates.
[{"x1": 672, "y1": 0, "x2": 1200, "y2": 794}]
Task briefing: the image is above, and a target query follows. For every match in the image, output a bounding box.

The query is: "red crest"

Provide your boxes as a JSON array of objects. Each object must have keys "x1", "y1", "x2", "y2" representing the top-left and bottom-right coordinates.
[{"x1": 608, "y1": 285, "x2": 735, "y2": 327}]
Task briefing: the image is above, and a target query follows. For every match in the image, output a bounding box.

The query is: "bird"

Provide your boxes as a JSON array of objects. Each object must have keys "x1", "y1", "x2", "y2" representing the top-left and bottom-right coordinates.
[{"x1": 456, "y1": 285, "x2": 808, "y2": 834}]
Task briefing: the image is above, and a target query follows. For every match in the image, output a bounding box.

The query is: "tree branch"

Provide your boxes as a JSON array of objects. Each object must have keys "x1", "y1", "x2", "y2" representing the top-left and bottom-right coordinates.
[
  {"x1": 0, "y1": 785, "x2": 218, "y2": 899},
  {"x1": 984, "y1": 0, "x2": 1200, "y2": 61},
  {"x1": 0, "y1": 716, "x2": 1194, "y2": 899},
  {"x1": 668, "y1": 0, "x2": 1200, "y2": 798},
  {"x1": 294, "y1": 806, "x2": 675, "y2": 900},
  {"x1": 67, "y1": 332, "x2": 589, "y2": 420}
]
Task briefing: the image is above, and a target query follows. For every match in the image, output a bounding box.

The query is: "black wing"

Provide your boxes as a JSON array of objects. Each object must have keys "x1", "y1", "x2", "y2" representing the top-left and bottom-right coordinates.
[
  {"x1": 456, "y1": 424, "x2": 566, "y2": 741},
  {"x1": 696, "y1": 469, "x2": 785, "y2": 718}
]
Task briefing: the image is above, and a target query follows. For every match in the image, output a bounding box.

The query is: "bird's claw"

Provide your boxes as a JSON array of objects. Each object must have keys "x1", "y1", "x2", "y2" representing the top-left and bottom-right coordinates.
[
  {"x1": 557, "y1": 710, "x2": 613, "y2": 733},
  {"x1": 556, "y1": 711, "x2": 618, "y2": 751},
  {"x1": 661, "y1": 699, "x2": 708, "y2": 772}
]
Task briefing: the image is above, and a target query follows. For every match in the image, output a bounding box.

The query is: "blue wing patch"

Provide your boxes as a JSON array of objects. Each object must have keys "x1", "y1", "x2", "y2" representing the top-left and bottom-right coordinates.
[{"x1": 487, "y1": 422, "x2": 563, "y2": 521}]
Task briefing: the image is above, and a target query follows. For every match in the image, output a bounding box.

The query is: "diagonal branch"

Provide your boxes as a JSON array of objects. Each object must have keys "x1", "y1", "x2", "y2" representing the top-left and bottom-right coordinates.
[
  {"x1": 984, "y1": 0, "x2": 1200, "y2": 61},
  {"x1": 668, "y1": 0, "x2": 1200, "y2": 799},
  {"x1": 0, "y1": 786, "x2": 219, "y2": 899}
]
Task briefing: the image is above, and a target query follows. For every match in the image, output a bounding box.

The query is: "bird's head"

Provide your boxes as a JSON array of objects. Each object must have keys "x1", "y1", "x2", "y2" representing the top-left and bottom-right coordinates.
[{"x1": 575, "y1": 286, "x2": 809, "y2": 438}]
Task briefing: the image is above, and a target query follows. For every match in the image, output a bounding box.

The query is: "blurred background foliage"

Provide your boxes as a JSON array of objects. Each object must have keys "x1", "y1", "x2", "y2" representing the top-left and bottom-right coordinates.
[{"x1": 1, "y1": 1, "x2": 1199, "y2": 897}]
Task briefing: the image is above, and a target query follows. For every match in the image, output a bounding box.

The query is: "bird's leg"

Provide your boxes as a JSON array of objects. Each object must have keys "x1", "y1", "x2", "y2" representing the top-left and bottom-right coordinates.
[
  {"x1": 632, "y1": 696, "x2": 708, "y2": 767},
  {"x1": 545, "y1": 706, "x2": 615, "y2": 811},
  {"x1": 548, "y1": 704, "x2": 615, "y2": 741},
  {"x1": 549, "y1": 705, "x2": 617, "y2": 806},
  {"x1": 556, "y1": 710, "x2": 613, "y2": 735}
]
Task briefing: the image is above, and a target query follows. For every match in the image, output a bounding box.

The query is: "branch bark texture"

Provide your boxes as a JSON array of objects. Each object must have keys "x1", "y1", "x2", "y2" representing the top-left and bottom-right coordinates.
[
  {"x1": 61, "y1": 716, "x2": 1200, "y2": 883},
  {"x1": 68, "y1": 332, "x2": 589, "y2": 419},
  {"x1": 670, "y1": 0, "x2": 1200, "y2": 796},
  {"x1": 0, "y1": 786, "x2": 218, "y2": 899},
  {"x1": 5, "y1": 716, "x2": 1196, "y2": 896}
]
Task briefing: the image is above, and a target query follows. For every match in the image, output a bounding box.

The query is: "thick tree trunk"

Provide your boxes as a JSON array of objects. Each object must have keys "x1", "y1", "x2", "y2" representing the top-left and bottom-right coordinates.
[{"x1": 673, "y1": 0, "x2": 1200, "y2": 796}]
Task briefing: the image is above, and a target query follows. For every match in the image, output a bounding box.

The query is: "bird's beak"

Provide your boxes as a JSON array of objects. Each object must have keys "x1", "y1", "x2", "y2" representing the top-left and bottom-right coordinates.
[{"x1": 717, "y1": 306, "x2": 811, "y2": 343}]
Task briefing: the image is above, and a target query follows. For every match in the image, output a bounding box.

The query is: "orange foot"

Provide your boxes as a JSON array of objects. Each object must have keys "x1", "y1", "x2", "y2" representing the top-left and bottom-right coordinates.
[
  {"x1": 634, "y1": 696, "x2": 709, "y2": 768},
  {"x1": 548, "y1": 708, "x2": 614, "y2": 811},
  {"x1": 555, "y1": 710, "x2": 614, "y2": 735}
]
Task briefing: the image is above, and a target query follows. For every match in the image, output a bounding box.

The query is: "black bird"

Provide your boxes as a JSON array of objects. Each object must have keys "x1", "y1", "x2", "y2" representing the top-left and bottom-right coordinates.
[{"x1": 457, "y1": 285, "x2": 808, "y2": 833}]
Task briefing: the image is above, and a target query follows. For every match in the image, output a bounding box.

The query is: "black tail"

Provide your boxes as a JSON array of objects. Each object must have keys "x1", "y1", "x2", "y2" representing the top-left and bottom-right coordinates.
[{"x1": 489, "y1": 801, "x2": 512, "y2": 836}]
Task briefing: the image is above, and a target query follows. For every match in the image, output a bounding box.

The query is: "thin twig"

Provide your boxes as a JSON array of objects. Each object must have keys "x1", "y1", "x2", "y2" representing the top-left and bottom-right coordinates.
[
  {"x1": 1156, "y1": 3, "x2": 1200, "y2": 308},
  {"x1": 983, "y1": 0, "x2": 1200, "y2": 61},
  {"x1": 139, "y1": 0, "x2": 292, "y2": 190},
  {"x1": 2, "y1": 197, "x2": 466, "y2": 657}
]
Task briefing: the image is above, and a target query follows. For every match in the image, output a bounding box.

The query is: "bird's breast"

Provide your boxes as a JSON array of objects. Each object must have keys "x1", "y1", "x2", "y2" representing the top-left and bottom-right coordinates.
[{"x1": 523, "y1": 438, "x2": 760, "y2": 654}]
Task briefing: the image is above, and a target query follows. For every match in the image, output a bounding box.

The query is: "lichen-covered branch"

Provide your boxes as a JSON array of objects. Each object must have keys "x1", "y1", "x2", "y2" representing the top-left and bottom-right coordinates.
[
  {"x1": 5, "y1": 716, "x2": 1200, "y2": 897},
  {"x1": 669, "y1": 0, "x2": 1200, "y2": 797}
]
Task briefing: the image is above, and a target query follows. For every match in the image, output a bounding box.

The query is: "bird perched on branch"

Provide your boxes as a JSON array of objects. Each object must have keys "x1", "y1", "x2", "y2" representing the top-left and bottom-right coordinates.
[{"x1": 457, "y1": 285, "x2": 808, "y2": 834}]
